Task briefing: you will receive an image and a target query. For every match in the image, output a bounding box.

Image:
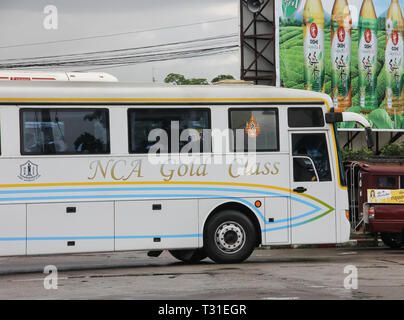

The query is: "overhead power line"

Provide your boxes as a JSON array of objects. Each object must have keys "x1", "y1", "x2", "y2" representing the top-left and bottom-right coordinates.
[
  {"x1": 0, "y1": 34, "x2": 239, "y2": 69},
  {"x1": 0, "y1": 45, "x2": 239, "y2": 69},
  {"x1": 0, "y1": 34, "x2": 238, "y2": 64},
  {"x1": 0, "y1": 17, "x2": 238, "y2": 50}
]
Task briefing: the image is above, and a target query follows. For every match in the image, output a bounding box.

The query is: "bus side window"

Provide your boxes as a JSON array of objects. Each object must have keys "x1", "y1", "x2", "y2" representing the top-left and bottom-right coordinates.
[
  {"x1": 20, "y1": 108, "x2": 110, "y2": 155},
  {"x1": 128, "y1": 108, "x2": 211, "y2": 154},
  {"x1": 229, "y1": 108, "x2": 279, "y2": 152},
  {"x1": 292, "y1": 133, "x2": 331, "y2": 182}
]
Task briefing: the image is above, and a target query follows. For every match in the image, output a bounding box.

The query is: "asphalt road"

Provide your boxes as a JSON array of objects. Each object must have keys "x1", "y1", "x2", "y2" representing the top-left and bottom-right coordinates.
[{"x1": 0, "y1": 247, "x2": 403, "y2": 300}]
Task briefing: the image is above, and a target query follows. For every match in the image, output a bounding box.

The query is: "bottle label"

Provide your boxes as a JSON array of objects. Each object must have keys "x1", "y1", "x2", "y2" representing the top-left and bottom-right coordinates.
[
  {"x1": 331, "y1": 23, "x2": 351, "y2": 105},
  {"x1": 304, "y1": 22, "x2": 325, "y2": 92},
  {"x1": 385, "y1": 25, "x2": 404, "y2": 108},
  {"x1": 358, "y1": 17, "x2": 378, "y2": 110}
]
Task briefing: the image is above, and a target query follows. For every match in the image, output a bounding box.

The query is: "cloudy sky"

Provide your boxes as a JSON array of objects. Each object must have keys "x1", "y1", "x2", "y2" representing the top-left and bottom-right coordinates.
[{"x1": 0, "y1": 0, "x2": 240, "y2": 82}]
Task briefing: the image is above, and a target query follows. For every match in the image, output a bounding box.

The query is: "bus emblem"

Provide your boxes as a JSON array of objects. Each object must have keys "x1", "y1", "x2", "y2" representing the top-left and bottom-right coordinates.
[
  {"x1": 245, "y1": 114, "x2": 261, "y2": 138},
  {"x1": 18, "y1": 161, "x2": 40, "y2": 181}
]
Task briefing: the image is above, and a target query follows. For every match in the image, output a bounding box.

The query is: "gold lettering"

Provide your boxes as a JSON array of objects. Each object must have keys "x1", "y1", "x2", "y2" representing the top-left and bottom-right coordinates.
[
  {"x1": 243, "y1": 162, "x2": 257, "y2": 176},
  {"x1": 189, "y1": 164, "x2": 197, "y2": 176},
  {"x1": 262, "y1": 162, "x2": 271, "y2": 175},
  {"x1": 228, "y1": 163, "x2": 240, "y2": 178},
  {"x1": 196, "y1": 164, "x2": 207, "y2": 177},
  {"x1": 123, "y1": 160, "x2": 143, "y2": 180},
  {"x1": 188, "y1": 164, "x2": 208, "y2": 177},
  {"x1": 271, "y1": 162, "x2": 280, "y2": 175},
  {"x1": 252, "y1": 163, "x2": 260, "y2": 176},
  {"x1": 88, "y1": 160, "x2": 113, "y2": 180},
  {"x1": 160, "y1": 164, "x2": 175, "y2": 182},
  {"x1": 111, "y1": 160, "x2": 126, "y2": 180},
  {"x1": 177, "y1": 164, "x2": 188, "y2": 177}
]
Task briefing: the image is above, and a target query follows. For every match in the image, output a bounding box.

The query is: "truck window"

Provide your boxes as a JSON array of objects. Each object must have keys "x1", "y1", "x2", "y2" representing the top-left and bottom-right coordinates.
[
  {"x1": 400, "y1": 176, "x2": 404, "y2": 189},
  {"x1": 376, "y1": 176, "x2": 396, "y2": 189},
  {"x1": 292, "y1": 133, "x2": 331, "y2": 182}
]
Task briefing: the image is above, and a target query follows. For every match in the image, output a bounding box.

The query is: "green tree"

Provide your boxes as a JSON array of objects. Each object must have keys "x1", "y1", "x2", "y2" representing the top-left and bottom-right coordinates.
[
  {"x1": 164, "y1": 73, "x2": 209, "y2": 85},
  {"x1": 164, "y1": 73, "x2": 236, "y2": 85},
  {"x1": 341, "y1": 147, "x2": 373, "y2": 161},
  {"x1": 211, "y1": 74, "x2": 235, "y2": 83},
  {"x1": 164, "y1": 73, "x2": 187, "y2": 85},
  {"x1": 380, "y1": 142, "x2": 404, "y2": 157},
  {"x1": 187, "y1": 78, "x2": 209, "y2": 85}
]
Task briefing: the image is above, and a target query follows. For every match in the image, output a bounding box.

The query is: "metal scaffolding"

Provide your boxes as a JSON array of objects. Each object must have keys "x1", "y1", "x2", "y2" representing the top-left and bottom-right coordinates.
[{"x1": 240, "y1": 0, "x2": 276, "y2": 86}]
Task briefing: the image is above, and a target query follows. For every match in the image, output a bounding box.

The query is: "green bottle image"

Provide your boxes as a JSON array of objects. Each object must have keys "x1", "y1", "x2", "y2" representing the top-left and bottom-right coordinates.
[
  {"x1": 385, "y1": 0, "x2": 404, "y2": 115},
  {"x1": 358, "y1": 0, "x2": 378, "y2": 113},
  {"x1": 303, "y1": 0, "x2": 325, "y2": 93},
  {"x1": 331, "y1": 0, "x2": 352, "y2": 112}
]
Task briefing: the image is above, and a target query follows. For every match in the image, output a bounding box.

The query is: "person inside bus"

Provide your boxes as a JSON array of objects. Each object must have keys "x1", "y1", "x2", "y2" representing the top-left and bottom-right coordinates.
[
  {"x1": 24, "y1": 133, "x2": 41, "y2": 153},
  {"x1": 293, "y1": 136, "x2": 330, "y2": 182},
  {"x1": 54, "y1": 138, "x2": 68, "y2": 152},
  {"x1": 74, "y1": 132, "x2": 103, "y2": 153},
  {"x1": 293, "y1": 157, "x2": 317, "y2": 182}
]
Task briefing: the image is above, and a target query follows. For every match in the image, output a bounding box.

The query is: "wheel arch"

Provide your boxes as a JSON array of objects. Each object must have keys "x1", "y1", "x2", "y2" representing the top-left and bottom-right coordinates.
[{"x1": 202, "y1": 201, "x2": 262, "y2": 247}]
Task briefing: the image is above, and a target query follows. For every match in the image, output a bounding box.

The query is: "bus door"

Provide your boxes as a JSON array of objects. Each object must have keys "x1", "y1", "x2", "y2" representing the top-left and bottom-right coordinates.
[{"x1": 288, "y1": 131, "x2": 336, "y2": 244}]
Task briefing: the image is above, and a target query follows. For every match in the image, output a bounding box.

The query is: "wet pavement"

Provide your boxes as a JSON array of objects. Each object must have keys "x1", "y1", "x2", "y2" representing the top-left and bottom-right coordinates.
[{"x1": 0, "y1": 247, "x2": 403, "y2": 300}]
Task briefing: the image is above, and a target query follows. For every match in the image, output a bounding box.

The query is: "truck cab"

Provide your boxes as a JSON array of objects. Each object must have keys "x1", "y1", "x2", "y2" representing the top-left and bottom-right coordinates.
[{"x1": 347, "y1": 161, "x2": 404, "y2": 249}]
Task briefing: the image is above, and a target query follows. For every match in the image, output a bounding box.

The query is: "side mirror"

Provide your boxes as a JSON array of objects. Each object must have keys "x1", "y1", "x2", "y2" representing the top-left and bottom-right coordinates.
[{"x1": 326, "y1": 111, "x2": 373, "y2": 149}]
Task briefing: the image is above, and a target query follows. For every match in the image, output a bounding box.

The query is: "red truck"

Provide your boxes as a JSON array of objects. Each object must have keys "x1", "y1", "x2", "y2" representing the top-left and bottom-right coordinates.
[{"x1": 345, "y1": 160, "x2": 404, "y2": 249}]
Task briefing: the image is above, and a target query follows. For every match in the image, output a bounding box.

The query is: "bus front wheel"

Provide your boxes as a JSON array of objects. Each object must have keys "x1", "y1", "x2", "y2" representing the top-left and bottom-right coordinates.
[
  {"x1": 169, "y1": 249, "x2": 207, "y2": 263},
  {"x1": 204, "y1": 210, "x2": 257, "y2": 264},
  {"x1": 381, "y1": 232, "x2": 403, "y2": 249}
]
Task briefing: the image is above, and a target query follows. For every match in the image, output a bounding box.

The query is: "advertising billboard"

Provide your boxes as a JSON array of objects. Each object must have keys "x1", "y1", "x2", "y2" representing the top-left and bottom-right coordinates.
[{"x1": 275, "y1": 0, "x2": 404, "y2": 130}]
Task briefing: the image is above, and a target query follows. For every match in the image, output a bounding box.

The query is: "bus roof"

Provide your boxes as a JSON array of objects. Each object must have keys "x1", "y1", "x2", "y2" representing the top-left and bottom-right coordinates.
[
  {"x1": 0, "y1": 70, "x2": 118, "y2": 82},
  {"x1": 0, "y1": 81, "x2": 333, "y2": 107}
]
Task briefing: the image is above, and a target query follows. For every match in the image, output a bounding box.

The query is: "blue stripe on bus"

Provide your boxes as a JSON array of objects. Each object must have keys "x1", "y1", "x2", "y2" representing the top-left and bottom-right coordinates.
[
  {"x1": 263, "y1": 215, "x2": 326, "y2": 232},
  {"x1": 0, "y1": 186, "x2": 322, "y2": 224},
  {"x1": 0, "y1": 234, "x2": 203, "y2": 241},
  {"x1": 0, "y1": 237, "x2": 26, "y2": 241},
  {"x1": 0, "y1": 193, "x2": 321, "y2": 226},
  {"x1": 0, "y1": 186, "x2": 328, "y2": 242}
]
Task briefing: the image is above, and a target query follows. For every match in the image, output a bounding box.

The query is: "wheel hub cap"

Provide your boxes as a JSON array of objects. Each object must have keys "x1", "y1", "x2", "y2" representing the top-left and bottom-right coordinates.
[{"x1": 215, "y1": 221, "x2": 246, "y2": 254}]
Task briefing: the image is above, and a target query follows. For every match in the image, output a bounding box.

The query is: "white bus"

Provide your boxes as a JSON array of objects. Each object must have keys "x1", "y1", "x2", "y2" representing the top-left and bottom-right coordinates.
[
  {"x1": 0, "y1": 79, "x2": 371, "y2": 263},
  {"x1": 0, "y1": 70, "x2": 118, "y2": 82}
]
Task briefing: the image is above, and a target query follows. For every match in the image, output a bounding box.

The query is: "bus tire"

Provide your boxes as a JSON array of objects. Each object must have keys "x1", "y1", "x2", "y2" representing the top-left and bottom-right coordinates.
[
  {"x1": 204, "y1": 210, "x2": 257, "y2": 264},
  {"x1": 169, "y1": 249, "x2": 207, "y2": 263},
  {"x1": 381, "y1": 232, "x2": 403, "y2": 249}
]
